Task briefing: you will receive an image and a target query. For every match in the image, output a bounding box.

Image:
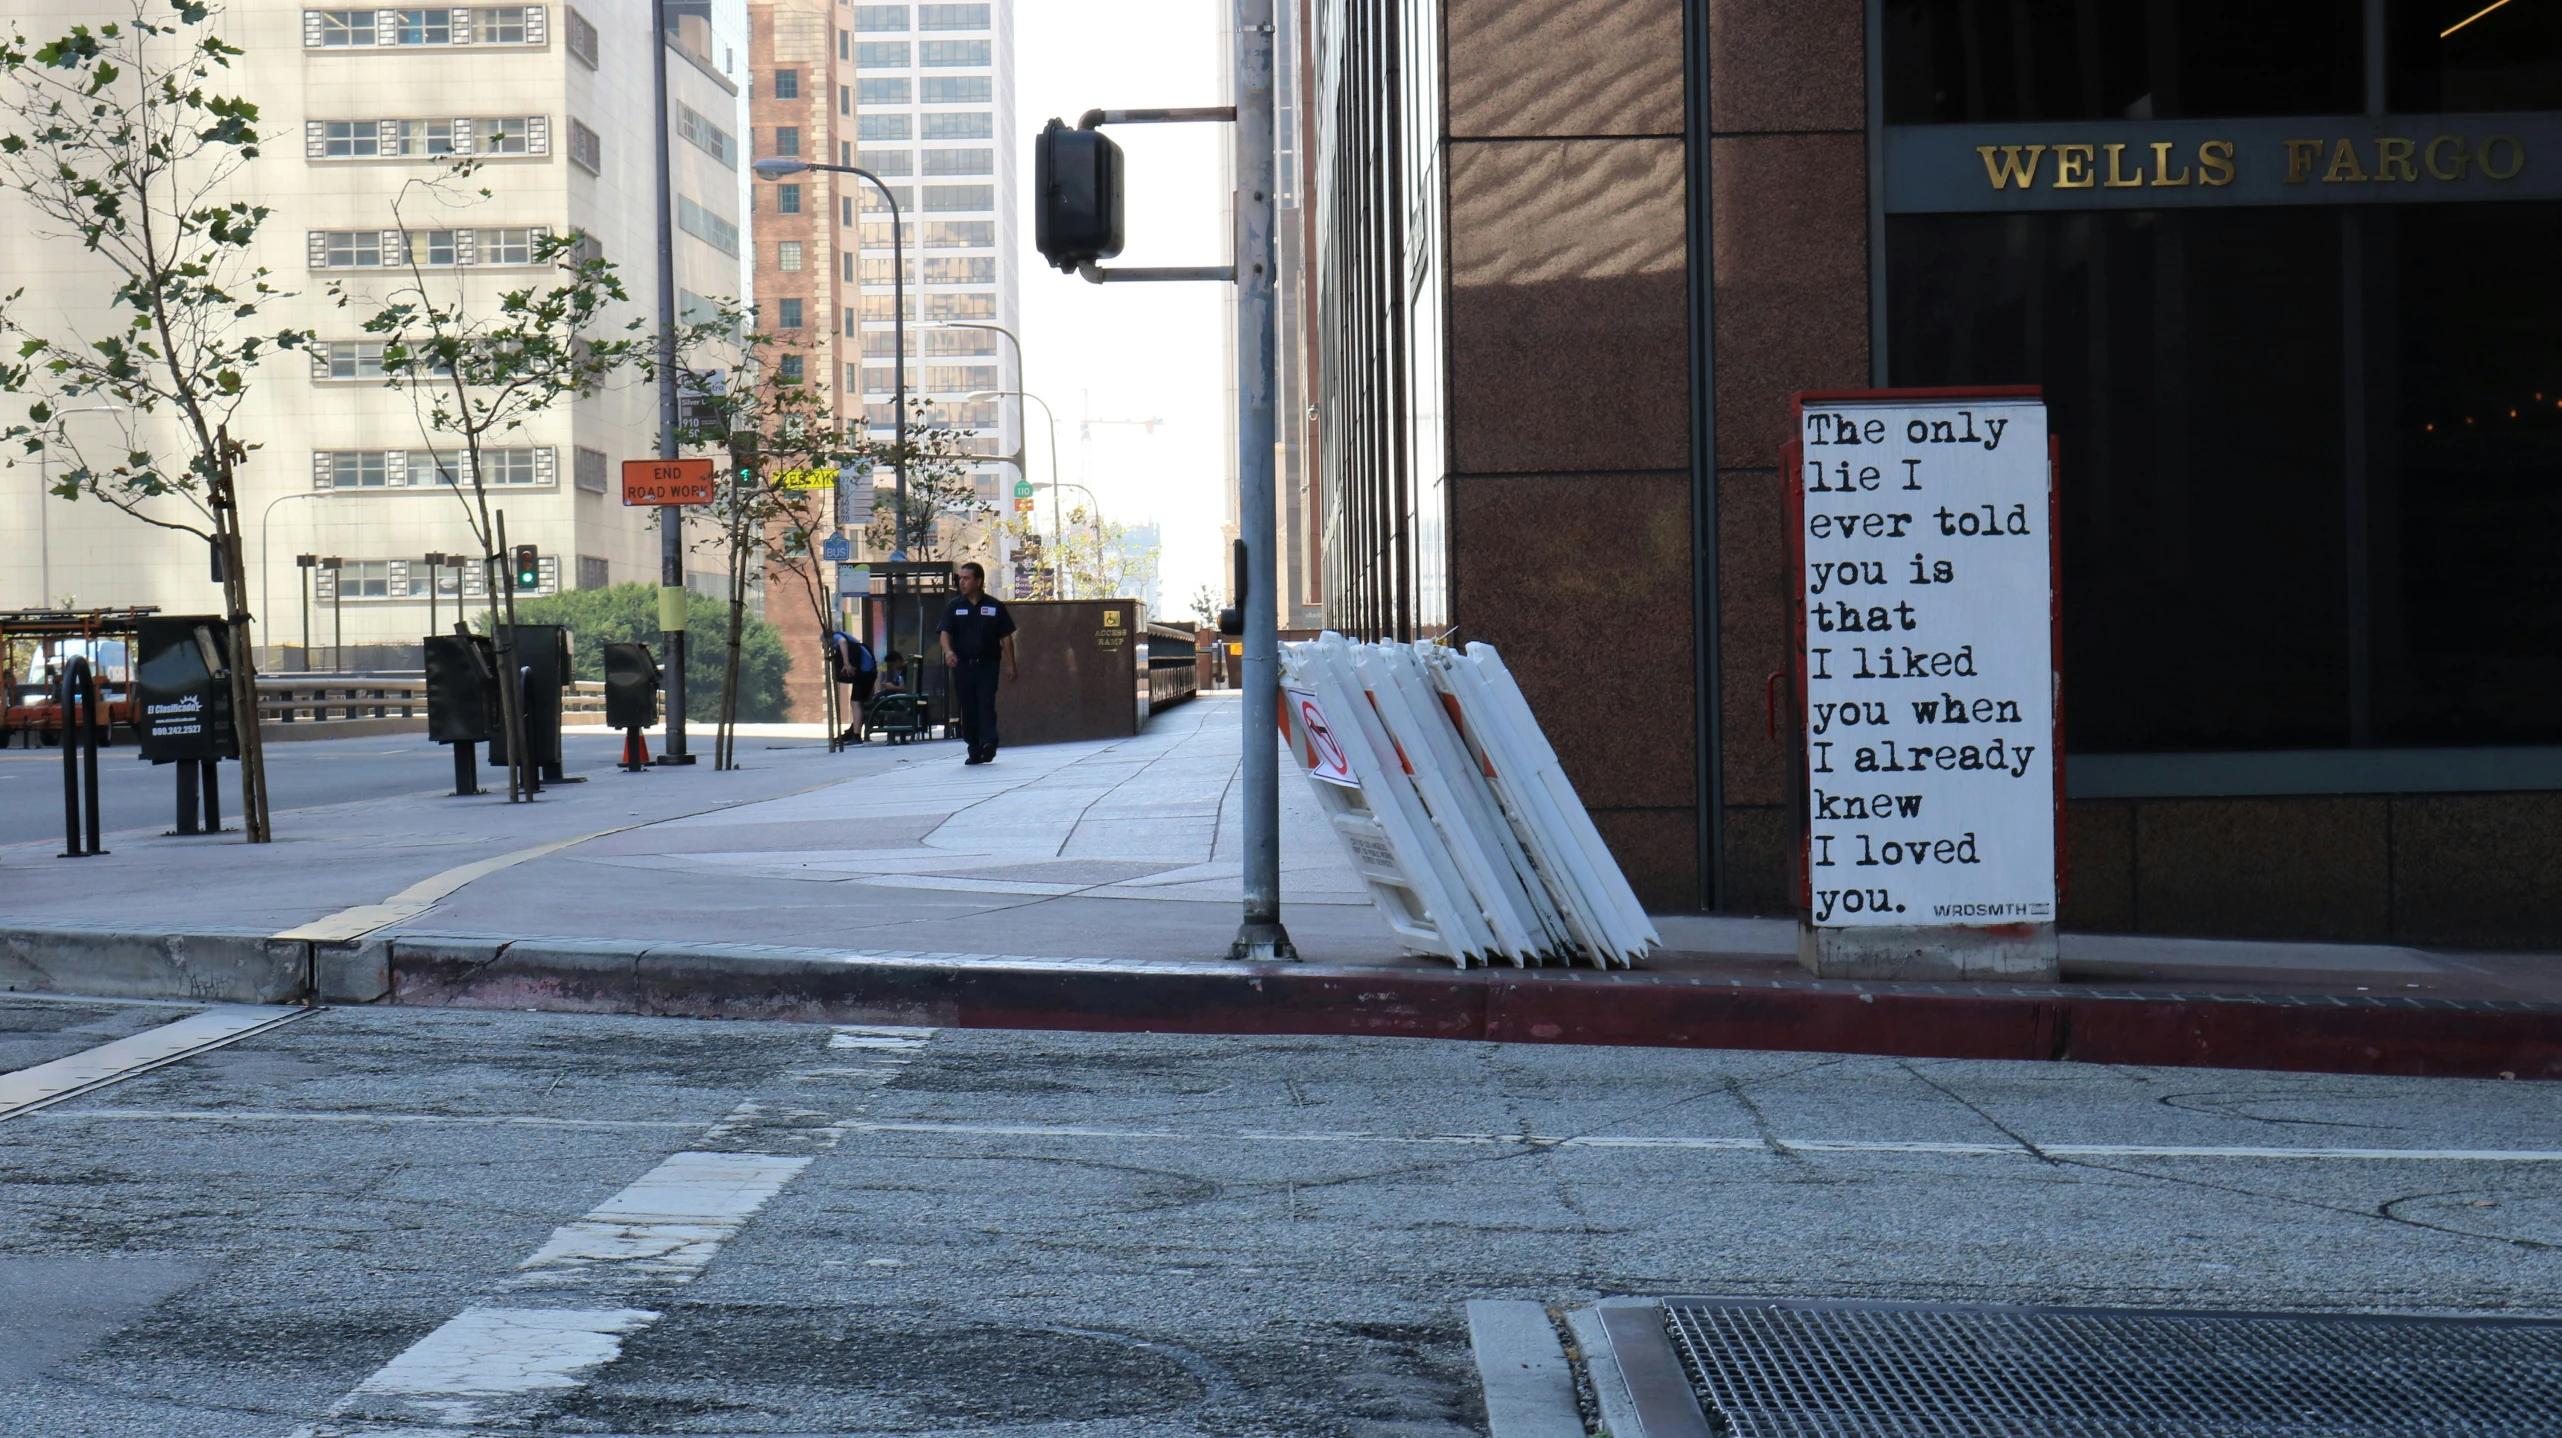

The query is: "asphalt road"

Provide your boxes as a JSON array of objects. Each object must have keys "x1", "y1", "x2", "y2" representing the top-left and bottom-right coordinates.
[
  {"x1": 0, "y1": 732, "x2": 832, "y2": 850},
  {"x1": 2, "y1": 998, "x2": 2556, "y2": 1436}
]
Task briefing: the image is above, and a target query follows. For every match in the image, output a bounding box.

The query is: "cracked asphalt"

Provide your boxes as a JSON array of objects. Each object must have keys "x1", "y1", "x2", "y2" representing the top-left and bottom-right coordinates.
[{"x1": 2, "y1": 996, "x2": 2557, "y2": 1435}]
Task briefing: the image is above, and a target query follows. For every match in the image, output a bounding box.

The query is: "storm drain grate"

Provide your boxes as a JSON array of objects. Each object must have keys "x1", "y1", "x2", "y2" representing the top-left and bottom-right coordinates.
[{"x1": 1660, "y1": 1297, "x2": 2562, "y2": 1437}]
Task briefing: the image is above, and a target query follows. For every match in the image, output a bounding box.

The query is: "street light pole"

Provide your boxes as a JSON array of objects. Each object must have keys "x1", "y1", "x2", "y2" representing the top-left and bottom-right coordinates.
[
  {"x1": 1231, "y1": 0, "x2": 1291, "y2": 961},
  {"x1": 754, "y1": 157, "x2": 906, "y2": 562},
  {"x1": 650, "y1": 0, "x2": 693, "y2": 763},
  {"x1": 965, "y1": 387, "x2": 1063, "y2": 593}
]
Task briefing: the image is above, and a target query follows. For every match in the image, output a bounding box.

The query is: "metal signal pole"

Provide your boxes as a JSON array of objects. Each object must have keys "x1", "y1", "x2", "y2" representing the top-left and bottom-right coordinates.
[{"x1": 651, "y1": 0, "x2": 692, "y2": 763}]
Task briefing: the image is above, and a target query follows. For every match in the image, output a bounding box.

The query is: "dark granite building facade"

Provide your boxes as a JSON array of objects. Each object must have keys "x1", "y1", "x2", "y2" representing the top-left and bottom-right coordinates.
[{"x1": 1297, "y1": 0, "x2": 2562, "y2": 947}]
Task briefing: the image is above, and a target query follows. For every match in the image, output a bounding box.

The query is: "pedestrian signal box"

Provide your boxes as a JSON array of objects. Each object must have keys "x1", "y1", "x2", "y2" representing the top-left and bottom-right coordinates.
[
  {"x1": 1033, "y1": 118, "x2": 1124, "y2": 273},
  {"x1": 729, "y1": 430, "x2": 761, "y2": 488},
  {"x1": 513, "y1": 545, "x2": 541, "y2": 591}
]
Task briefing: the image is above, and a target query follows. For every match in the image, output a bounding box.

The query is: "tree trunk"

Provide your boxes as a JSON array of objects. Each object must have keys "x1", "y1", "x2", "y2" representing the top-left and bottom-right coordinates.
[
  {"x1": 212, "y1": 507, "x2": 271, "y2": 842},
  {"x1": 488, "y1": 547, "x2": 532, "y2": 803}
]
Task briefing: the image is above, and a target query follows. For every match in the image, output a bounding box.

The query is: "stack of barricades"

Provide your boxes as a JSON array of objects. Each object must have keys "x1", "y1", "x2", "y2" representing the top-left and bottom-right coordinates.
[{"x1": 1279, "y1": 634, "x2": 1660, "y2": 968}]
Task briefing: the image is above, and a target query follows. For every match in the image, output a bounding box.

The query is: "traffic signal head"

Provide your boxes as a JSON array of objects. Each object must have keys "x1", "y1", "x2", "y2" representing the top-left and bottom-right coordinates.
[
  {"x1": 513, "y1": 544, "x2": 540, "y2": 591},
  {"x1": 728, "y1": 430, "x2": 761, "y2": 488},
  {"x1": 1033, "y1": 118, "x2": 1124, "y2": 274}
]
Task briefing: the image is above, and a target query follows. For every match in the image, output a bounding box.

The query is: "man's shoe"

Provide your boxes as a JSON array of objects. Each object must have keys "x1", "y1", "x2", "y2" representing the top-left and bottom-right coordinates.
[{"x1": 963, "y1": 753, "x2": 987, "y2": 765}]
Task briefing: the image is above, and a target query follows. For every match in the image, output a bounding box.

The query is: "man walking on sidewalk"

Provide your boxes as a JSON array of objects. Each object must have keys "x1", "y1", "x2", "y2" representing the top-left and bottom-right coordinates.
[{"x1": 939, "y1": 561, "x2": 1018, "y2": 765}]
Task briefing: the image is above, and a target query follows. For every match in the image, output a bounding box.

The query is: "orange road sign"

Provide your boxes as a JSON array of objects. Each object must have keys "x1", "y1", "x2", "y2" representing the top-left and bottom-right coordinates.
[{"x1": 621, "y1": 458, "x2": 717, "y2": 505}]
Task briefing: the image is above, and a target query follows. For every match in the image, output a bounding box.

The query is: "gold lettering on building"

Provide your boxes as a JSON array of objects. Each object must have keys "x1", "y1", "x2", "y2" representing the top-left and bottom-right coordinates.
[
  {"x1": 2102, "y1": 142, "x2": 2145, "y2": 187},
  {"x1": 2375, "y1": 136, "x2": 2419, "y2": 181},
  {"x1": 2149, "y1": 140, "x2": 2191, "y2": 186},
  {"x1": 2322, "y1": 138, "x2": 2370, "y2": 182},
  {"x1": 2053, "y1": 143, "x2": 2096, "y2": 188},
  {"x1": 2284, "y1": 139, "x2": 2324, "y2": 183},
  {"x1": 2483, "y1": 134, "x2": 2526, "y2": 179},
  {"x1": 2198, "y1": 140, "x2": 2236, "y2": 186},
  {"x1": 2426, "y1": 134, "x2": 2468, "y2": 179},
  {"x1": 1976, "y1": 144, "x2": 2048, "y2": 189}
]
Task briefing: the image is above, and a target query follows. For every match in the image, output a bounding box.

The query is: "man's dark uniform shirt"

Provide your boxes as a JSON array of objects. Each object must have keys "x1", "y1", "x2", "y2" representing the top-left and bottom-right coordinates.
[
  {"x1": 938, "y1": 593, "x2": 1016, "y2": 661},
  {"x1": 939, "y1": 591, "x2": 1016, "y2": 762}
]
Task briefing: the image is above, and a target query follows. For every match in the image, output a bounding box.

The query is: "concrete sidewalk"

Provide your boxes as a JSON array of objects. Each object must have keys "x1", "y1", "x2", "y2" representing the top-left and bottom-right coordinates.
[{"x1": 3, "y1": 692, "x2": 2556, "y2": 1078}]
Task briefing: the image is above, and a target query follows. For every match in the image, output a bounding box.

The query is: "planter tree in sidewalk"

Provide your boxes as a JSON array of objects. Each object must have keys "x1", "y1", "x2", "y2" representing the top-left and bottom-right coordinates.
[
  {"x1": 861, "y1": 394, "x2": 995, "y2": 566},
  {"x1": 335, "y1": 167, "x2": 645, "y2": 801},
  {"x1": 0, "y1": 1, "x2": 312, "y2": 842},
  {"x1": 673, "y1": 302, "x2": 868, "y2": 768}
]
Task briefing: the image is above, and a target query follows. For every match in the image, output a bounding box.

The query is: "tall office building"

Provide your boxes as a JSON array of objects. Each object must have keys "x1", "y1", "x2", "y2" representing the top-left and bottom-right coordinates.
[
  {"x1": 0, "y1": 3, "x2": 753, "y2": 658},
  {"x1": 843, "y1": 2, "x2": 1019, "y2": 536}
]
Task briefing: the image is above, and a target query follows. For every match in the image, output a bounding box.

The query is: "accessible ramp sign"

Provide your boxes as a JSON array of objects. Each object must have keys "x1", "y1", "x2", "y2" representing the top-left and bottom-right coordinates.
[{"x1": 1787, "y1": 388, "x2": 2062, "y2": 980}]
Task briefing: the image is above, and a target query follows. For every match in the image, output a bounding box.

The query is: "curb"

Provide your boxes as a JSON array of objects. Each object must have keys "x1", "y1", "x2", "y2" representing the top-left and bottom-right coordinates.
[{"x1": 1, "y1": 923, "x2": 2554, "y2": 1079}]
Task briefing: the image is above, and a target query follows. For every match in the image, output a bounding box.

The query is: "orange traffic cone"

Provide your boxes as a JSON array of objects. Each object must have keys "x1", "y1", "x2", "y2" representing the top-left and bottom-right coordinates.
[{"x1": 621, "y1": 727, "x2": 651, "y2": 771}]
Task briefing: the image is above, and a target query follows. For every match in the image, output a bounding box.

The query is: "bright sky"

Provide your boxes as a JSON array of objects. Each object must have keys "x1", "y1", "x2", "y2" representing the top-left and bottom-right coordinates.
[{"x1": 1013, "y1": 0, "x2": 1232, "y2": 618}]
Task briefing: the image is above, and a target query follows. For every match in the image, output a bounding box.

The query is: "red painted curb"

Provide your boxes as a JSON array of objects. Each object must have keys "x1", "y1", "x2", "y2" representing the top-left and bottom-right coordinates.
[{"x1": 385, "y1": 942, "x2": 2562, "y2": 1080}]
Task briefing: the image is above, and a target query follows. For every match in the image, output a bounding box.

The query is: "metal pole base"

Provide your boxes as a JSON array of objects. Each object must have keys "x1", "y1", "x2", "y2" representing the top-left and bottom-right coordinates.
[
  {"x1": 451, "y1": 740, "x2": 480, "y2": 796},
  {"x1": 1227, "y1": 920, "x2": 1298, "y2": 963},
  {"x1": 652, "y1": 753, "x2": 697, "y2": 766}
]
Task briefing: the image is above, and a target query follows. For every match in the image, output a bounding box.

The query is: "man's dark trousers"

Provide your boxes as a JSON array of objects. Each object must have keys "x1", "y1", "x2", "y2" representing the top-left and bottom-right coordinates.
[{"x1": 954, "y1": 660, "x2": 1001, "y2": 759}]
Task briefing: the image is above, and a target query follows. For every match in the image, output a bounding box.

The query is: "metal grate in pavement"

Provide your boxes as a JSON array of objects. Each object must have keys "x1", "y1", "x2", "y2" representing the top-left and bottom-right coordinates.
[{"x1": 1661, "y1": 1297, "x2": 2562, "y2": 1437}]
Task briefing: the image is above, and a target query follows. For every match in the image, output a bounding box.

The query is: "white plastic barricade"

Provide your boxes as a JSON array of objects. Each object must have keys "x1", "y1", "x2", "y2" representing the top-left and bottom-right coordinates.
[{"x1": 1279, "y1": 634, "x2": 1660, "y2": 969}]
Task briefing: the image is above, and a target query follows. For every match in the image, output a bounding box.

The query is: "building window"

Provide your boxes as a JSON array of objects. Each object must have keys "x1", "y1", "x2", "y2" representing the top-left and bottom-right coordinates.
[
  {"x1": 859, "y1": 114, "x2": 911, "y2": 141},
  {"x1": 480, "y1": 6, "x2": 533, "y2": 43},
  {"x1": 921, "y1": 183, "x2": 993, "y2": 211},
  {"x1": 772, "y1": 68, "x2": 801, "y2": 100},
  {"x1": 777, "y1": 297, "x2": 805, "y2": 329},
  {"x1": 920, "y1": 148, "x2": 991, "y2": 176},
  {"x1": 924, "y1": 219, "x2": 992, "y2": 248},
  {"x1": 321, "y1": 341, "x2": 388, "y2": 379},
  {"x1": 920, "y1": 111, "x2": 992, "y2": 140},
  {"x1": 577, "y1": 554, "x2": 610, "y2": 589},
  {"x1": 862, "y1": 364, "x2": 902, "y2": 393},
  {"x1": 854, "y1": 4, "x2": 909, "y2": 29},
  {"x1": 859, "y1": 77, "x2": 911, "y2": 106},
  {"x1": 774, "y1": 126, "x2": 801, "y2": 157},
  {"x1": 414, "y1": 229, "x2": 458, "y2": 265},
  {"x1": 322, "y1": 120, "x2": 380, "y2": 158},
  {"x1": 479, "y1": 228, "x2": 536, "y2": 265},
  {"x1": 315, "y1": 10, "x2": 377, "y2": 44},
  {"x1": 2391, "y1": 0, "x2": 2562, "y2": 110},
  {"x1": 924, "y1": 364, "x2": 995, "y2": 392},
  {"x1": 925, "y1": 291, "x2": 994, "y2": 320},
  {"x1": 1881, "y1": 0, "x2": 2360, "y2": 124},
  {"x1": 860, "y1": 257, "x2": 912, "y2": 284},
  {"x1": 776, "y1": 183, "x2": 803, "y2": 215},
  {"x1": 918, "y1": 39, "x2": 989, "y2": 67},
  {"x1": 565, "y1": 6, "x2": 598, "y2": 66},
  {"x1": 865, "y1": 330, "x2": 911, "y2": 357},
  {"x1": 859, "y1": 184, "x2": 916, "y2": 213},
  {"x1": 392, "y1": 10, "x2": 455, "y2": 45},
  {"x1": 917, "y1": 4, "x2": 988, "y2": 30},
  {"x1": 391, "y1": 119, "x2": 455, "y2": 156},
  {"x1": 332, "y1": 451, "x2": 389, "y2": 488},
  {"x1": 408, "y1": 451, "x2": 464, "y2": 486},
  {"x1": 480, "y1": 117, "x2": 531, "y2": 155},
  {"x1": 779, "y1": 355, "x2": 807, "y2": 382},
  {"x1": 779, "y1": 239, "x2": 804, "y2": 271},
  {"x1": 923, "y1": 256, "x2": 993, "y2": 284},
  {"x1": 924, "y1": 329, "x2": 990, "y2": 355},
  {"x1": 841, "y1": 84, "x2": 852, "y2": 115},
  {"x1": 864, "y1": 292, "x2": 920, "y2": 320},
  {"x1": 921, "y1": 76, "x2": 990, "y2": 104},
  {"x1": 482, "y1": 448, "x2": 541, "y2": 486},
  {"x1": 567, "y1": 119, "x2": 601, "y2": 174},
  {"x1": 678, "y1": 196, "x2": 740, "y2": 255},
  {"x1": 319, "y1": 231, "x2": 384, "y2": 267},
  {"x1": 840, "y1": 29, "x2": 850, "y2": 59},
  {"x1": 574, "y1": 447, "x2": 608, "y2": 494},
  {"x1": 856, "y1": 149, "x2": 914, "y2": 176},
  {"x1": 677, "y1": 105, "x2": 735, "y2": 168},
  {"x1": 860, "y1": 221, "x2": 914, "y2": 250},
  {"x1": 856, "y1": 41, "x2": 911, "y2": 68},
  {"x1": 341, "y1": 560, "x2": 393, "y2": 599}
]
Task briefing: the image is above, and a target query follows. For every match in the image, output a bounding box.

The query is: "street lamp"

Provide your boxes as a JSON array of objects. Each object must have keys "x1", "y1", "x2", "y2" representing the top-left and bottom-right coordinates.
[
  {"x1": 966, "y1": 389, "x2": 1067, "y2": 594},
  {"x1": 751, "y1": 155, "x2": 908, "y2": 561},
  {"x1": 295, "y1": 554, "x2": 318, "y2": 671},
  {"x1": 422, "y1": 552, "x2": 449, "y2": 639},
  {"x1": 319, "y1": 556, "x2": 345, "y2": 671}
]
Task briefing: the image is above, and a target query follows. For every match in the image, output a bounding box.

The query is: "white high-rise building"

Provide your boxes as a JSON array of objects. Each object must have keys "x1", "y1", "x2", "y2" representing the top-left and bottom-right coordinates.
[
  {"x1": 0, "y1": 3, "x2": 752, "y2": 661},
  {"x1": 843, "y1": 1, "x2": 1018, "y2": 516}
]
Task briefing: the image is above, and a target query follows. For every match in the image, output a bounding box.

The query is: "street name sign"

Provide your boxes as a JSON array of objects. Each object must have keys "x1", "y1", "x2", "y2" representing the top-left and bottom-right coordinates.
[
  {"x1": 1788, "y1": 387, "x2": 2061, "y2": 979},
  {"x1": 621, "y1": 459, "x2": 717, "y2": 506},
  {"x1": 779, "y1": 467, "x2": 838, "y2": 491}
]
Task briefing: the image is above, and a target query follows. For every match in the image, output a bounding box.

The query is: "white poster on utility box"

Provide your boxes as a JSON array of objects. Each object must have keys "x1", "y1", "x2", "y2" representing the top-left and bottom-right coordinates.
[{"x1": 1789, "y1": 389, "x2": 2061, "y2": 981}]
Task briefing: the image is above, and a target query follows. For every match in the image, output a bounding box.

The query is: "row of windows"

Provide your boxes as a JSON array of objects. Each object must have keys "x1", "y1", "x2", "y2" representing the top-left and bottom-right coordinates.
[
  {"x1": 843, "y1": 183, "x2": 996, "y2": 213},
  {"x1": 309, "y1": 340, "x2": 454, "y2": 380},
  {"x1": 303, "y1": 116, "x2": 546, "y2": 160},
  {"x1": 852, "y1": 256, "x2": 997, "y2": 284},
  {"x1": 303, "y1": 7, "x2": 546, "y2": 47},
  {"x1": 854, "y1": 5, "x2": 990, "y2": 32},
  {"x1": 856, "y1": 364, "x2": 997, "y2": 393},
  {"x1": 845, "y1": 290, "x2": 997, "y2": 321},
  {"x1": 311, "y1": 447, "x2": 555, "y2": 490},
  {"x1": 853, "y1": 148, "x2": 993, "y2": 177},
  {"x1": 313, "y1": 556, "x2": 558, "y2": 601},
  {"x1": 856, "y1": 112, "x2": 992, "y2": 142},
  {"x1": 855, "y1": 76, "x2": 990, "y2": 106},
  {"x1": 677, "y1": 196, "x2": 739, "y2": 256},
  {"x1": 305, "y1": 227, "x2": 550, "y2": 269},
  {"x1": 857, "y1": 329, "x2": 996, "y2": 356},
  {"x1": 678, "y1": 104, "x2": 735, "y2": 168},
  {"x1": 852, "y1": 40, "x2": 990, "y2": 69},
  {"x1": 859, "y1": 219, "x2": 993, "y2": 248}
]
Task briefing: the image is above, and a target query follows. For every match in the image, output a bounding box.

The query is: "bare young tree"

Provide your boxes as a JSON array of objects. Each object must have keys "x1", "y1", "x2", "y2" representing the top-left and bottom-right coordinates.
[
  {"x1": 336, "y1": 168, "x2": 645, "y2": 800},
  {"x1": 862, "y1": 395, "x2": 992, "y2": 564},
  {"x1": 672, "y1": 302, "x2": 867, "y2": 768},
  {"x1": 0, "y1": 0, "x2": 311, "y2": 842}
]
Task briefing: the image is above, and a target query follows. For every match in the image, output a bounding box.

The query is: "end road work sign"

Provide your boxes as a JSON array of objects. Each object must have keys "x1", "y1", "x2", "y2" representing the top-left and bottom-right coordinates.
[
  {"x1": 1787, "y1": 389, "x2": 2060, "y2": 932},
  {"x1": 622, "y1": 458, "x2": 717, "y2": 505}
]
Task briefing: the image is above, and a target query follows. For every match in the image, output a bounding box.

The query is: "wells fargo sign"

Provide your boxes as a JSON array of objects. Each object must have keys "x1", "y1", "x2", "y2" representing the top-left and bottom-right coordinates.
[{"x1": 1886, "y1": 114, "x2": 2561, "y2": 212}]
